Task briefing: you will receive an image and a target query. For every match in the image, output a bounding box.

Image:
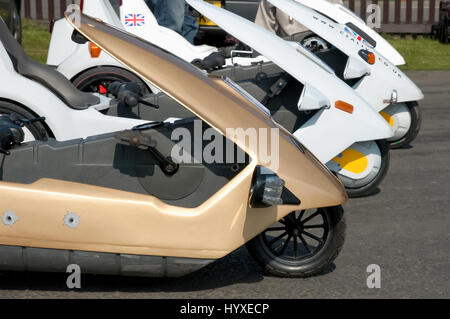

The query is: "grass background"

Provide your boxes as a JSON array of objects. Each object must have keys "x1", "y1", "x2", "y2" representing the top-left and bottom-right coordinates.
[
  {"x1": 384, "y1": 34, "x2": 450, "y2": 70},
  {"x1": 22, "y1": 19, "x2": 52, "y2": 63},
  {"x1": 22, "y1": 19, "x2": 450, "y2": 70}
]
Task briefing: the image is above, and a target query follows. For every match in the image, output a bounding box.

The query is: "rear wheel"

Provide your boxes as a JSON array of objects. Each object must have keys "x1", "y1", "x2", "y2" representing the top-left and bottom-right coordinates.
[
  {"x1": 383, "y1": 102, "x2": 422, "y2": 149},
  {"x1": 246, "y1": 206, "x2": 345, "y2": 278},
  {"x1": 0, "y1": 101, "x2": 49, "y2": 142},
  {"x1": 71, "y1": 66, "x2": 148, "y2": 95}
]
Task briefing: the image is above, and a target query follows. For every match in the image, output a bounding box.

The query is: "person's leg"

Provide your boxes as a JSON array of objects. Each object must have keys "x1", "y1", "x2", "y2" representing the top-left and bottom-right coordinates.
[
  {"x1": 255, "y1": 0, "x2": 278, "y2": 34},
  {"x1": 181, "y1": 4, "x2": 199, "y2": 44},
  {"x1": 144, "y1": 0, "x2": 156, "y2": 12},
  {"x1": 151, "y1": 0, "x2": 185, "y2": 34}
]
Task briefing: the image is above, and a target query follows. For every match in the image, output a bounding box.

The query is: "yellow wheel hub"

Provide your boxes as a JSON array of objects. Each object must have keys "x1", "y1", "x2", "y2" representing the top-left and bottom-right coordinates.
[
  {"x1": 332, "y1": 148, "x2": 369, "y2": 174},
  {"x1": 380, "y1": 111, "x2": 395, "y2": 127}
]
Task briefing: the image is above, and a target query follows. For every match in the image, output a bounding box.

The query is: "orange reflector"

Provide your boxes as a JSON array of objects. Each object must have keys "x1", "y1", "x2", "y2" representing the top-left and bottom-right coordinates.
[
  {"x1": 89, "y1": 42, "x2": 102, "y2": 58},
  {"x1": 335, "y1": 101, "x2": 354, "y2": 114},
  {"x1": 367, "y1": 52, "x2": 376, "y2": 65}
]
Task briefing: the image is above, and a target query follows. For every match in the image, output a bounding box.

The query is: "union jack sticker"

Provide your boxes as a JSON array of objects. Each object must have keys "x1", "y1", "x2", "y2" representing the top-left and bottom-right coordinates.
[
  {"x1": 344, "y1": 26, "x2": 374, "y2": 49},
  {"x1": 124, "y1": 14, "x2": 145, "y2": 27}
]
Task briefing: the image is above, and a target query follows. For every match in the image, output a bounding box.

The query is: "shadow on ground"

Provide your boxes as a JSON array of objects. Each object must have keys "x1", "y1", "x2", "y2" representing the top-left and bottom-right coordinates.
[{"x1": 0, "y1": 247, "x2": 337, "y2": 294}]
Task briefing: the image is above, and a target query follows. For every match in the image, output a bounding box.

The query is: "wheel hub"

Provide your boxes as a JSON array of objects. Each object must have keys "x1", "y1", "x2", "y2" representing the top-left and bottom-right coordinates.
[
  {"x1": 262, "y1": 210, "x2": 328, "y2": 261},
  {"x1": 326, "y1": 141, "x2": 383, "y2": 189}
]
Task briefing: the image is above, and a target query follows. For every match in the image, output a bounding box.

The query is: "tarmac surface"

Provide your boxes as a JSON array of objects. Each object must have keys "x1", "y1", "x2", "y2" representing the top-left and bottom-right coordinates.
[{"x1": 0, "y1": 71, "x2": 449, "y2": 299}]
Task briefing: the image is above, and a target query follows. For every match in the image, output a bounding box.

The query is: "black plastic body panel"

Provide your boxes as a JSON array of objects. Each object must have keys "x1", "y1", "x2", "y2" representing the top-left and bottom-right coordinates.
[
  {"x1": 0, "y1": 245, "x2": 214, "y2": 277},
  {"x1": 0, "y1": 119, "x2": 249, "y2": 208}
]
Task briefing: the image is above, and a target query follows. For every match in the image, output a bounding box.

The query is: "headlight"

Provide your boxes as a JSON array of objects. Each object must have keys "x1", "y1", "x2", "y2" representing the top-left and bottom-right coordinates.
[{"x1": 250, "y1": 166, "x2": 300, "y2": 208}]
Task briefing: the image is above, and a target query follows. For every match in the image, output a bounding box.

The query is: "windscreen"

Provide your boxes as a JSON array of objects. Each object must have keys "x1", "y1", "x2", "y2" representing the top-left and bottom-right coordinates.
[{"x1": 222, "y1": 77, "x2": 271, "y2": 117}]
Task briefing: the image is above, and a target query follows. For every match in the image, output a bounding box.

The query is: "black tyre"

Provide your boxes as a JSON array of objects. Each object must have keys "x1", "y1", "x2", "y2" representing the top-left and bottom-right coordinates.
[
  {"x1": 345, "y1": 140, "x2": 390, "y2": 198},
  {"x1": 0, "y1": 100, "x2": 49, "y2": 141},
  {"x1": 246, "y1": 206, "x2": 345, "y2": 278},
  {"x1": 9, "y1": 0, "x2": 21, "y2": 44},
  {"x1": 388, "y1": 102, "x2": 422, "y2": 149},
  {"x1": 71, "y1": 66, "x2": 148, "y2": 94}
]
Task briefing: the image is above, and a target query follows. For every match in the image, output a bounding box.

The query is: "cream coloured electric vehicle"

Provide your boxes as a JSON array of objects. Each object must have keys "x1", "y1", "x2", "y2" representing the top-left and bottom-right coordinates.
[
  {"x1": 46, "y1": 1, "x2": 394, "y2": 197},
  {"x1": 0, "y1": 12, "x2": 347, "y2": 278}
]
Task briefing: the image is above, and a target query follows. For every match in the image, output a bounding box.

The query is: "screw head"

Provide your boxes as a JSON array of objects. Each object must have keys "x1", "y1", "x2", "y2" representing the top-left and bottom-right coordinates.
[
  {"x1": 2, "y1": 210, "x2": 19, "y2": 227},
  {"x1": 64, "y1": 213, "x2": 80, "y2": 229}
]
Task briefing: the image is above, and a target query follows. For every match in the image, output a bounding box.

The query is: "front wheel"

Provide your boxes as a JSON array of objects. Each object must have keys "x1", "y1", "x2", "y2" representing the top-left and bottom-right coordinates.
[
  {"x1": 246, "y1": 206, "x2": 345, "y2": 278},
  {"x1": 382, "y1": 102, "x2": 422, "y2": 149},
  {"x1": 327, "y1": 140, "x2": 390, "y2": 198}
]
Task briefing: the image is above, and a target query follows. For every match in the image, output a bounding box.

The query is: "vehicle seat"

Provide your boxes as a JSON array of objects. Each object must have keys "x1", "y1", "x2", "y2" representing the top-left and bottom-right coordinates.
[{"x1": 0, "y1": 17, "x2": 99, "y2": 110}]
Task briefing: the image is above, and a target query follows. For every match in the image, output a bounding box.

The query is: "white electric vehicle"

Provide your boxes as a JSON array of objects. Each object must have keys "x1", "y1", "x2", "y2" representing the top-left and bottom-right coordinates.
[
  {"x1": 0, "y1": 16, "x2": 148, "y2": 142},
  {"x1": 48, "y1": 0, "x2": 422, "y2": 150},
  {"x1": 266, "y1": 0, "x2": 423, "y2": 149},
  {"x1": 295, "y1": 0, "x2": 406, "y2": 66}
]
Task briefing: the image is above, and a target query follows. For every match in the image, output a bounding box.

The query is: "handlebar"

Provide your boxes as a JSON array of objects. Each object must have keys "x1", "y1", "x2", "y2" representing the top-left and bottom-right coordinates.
[
  {"x1": 108, "y1": 82, "x2": 158, "y2": 109},
  {"x1": 0, "y1": 114, "x2": 45, "y2": 155}
]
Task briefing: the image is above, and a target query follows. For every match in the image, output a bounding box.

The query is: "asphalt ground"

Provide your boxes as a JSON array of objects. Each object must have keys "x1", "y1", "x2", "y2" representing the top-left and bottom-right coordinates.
[{"x1": 0, "y1": 71, "x2": 449, "y2": 299}]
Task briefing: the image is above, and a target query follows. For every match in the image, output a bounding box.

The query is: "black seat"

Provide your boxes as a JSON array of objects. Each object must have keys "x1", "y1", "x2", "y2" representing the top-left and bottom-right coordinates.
[{"x1": 0, "y1": 17, "x2": 99, "y2": 110}]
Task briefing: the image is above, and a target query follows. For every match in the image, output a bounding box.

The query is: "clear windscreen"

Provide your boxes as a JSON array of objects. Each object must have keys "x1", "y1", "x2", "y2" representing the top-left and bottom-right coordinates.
[{"x1": 222, "y1": 77, "x2": 272, "y2": 117}]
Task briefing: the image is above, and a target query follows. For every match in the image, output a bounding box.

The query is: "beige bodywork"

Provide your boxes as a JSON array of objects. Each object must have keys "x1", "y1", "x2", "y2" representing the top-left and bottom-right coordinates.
[{"x1": 0, "y1": 12, "x2": 346, "y2": 259}]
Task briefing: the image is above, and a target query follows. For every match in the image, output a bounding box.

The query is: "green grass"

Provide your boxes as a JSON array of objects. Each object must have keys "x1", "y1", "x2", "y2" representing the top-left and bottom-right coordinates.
[
  {"x1": 22, "y1": 19, "x2": 51, "y2": 64},
  {"x1": 383, "y1": 34, "x2": 450, "y2": 70},
  {"x1": 20, "y1": 18, "x2": 450, "y2": 70}
]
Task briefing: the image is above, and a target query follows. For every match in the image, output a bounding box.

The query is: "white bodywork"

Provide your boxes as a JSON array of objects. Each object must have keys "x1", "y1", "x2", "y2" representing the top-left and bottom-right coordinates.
[
  {"x1": 120, "y1": 0, "x2": 268, "y2": 67},
  {"x1": 0, "y1": 43, "x2": 147, "y2": 141},
  {"x1": 49, "y1": 0, "x2": 218, "y2": 80},
  {"x1": 187, "y1": 0, "x2": 392, "y2": 164},
  {"x1": 50, "y1": 0, "x2": 422, "y2": 111},
  {"x1": 268, "y1": 0, "x2": 423, "y2": 111},
  {"x1": 49, "y1": 0, "x2": 422, "y2": 115},
  {"x1": 120, "y1": 0, "x2": 217, "y2": 62},
  {"x1": 47, "y1": 0, "x2": 154, "y2": 94},
  {"x1": 48, "y1": 18, "x2": 121, "y2": 80},
  {"x1": 296, "y1": 0, "x2": 406, "y2": 66},
  {"x1": 48, "y1": 1, "x2": 161, "y2": 93}
]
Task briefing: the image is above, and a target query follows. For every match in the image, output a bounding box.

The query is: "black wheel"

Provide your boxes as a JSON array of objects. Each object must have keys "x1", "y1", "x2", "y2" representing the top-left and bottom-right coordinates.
[
  {"x1": 388, "y1": 102, "x2": 422, "y2": 149},
  {"x1": 9, "y1": 0, "x2": 21, "y2": 44},
  {"x1": 345, "y1": 140, "x2": 390, "y2": 198},
  {"x1": 246, "y1": 206, "x2": 345, "y2": 278},
  {"x1": 71, "y1": 66, "x2": 148, "y2": 95},
  {"x1": 0, "y1": 100, "x2": 49, "y2": 141}
]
